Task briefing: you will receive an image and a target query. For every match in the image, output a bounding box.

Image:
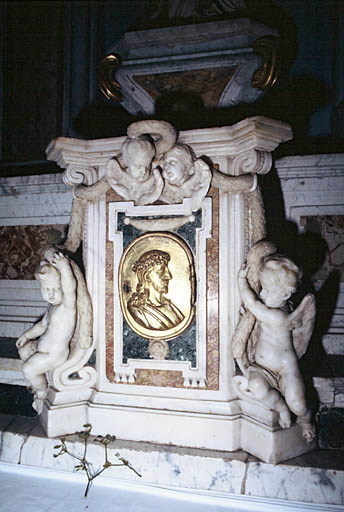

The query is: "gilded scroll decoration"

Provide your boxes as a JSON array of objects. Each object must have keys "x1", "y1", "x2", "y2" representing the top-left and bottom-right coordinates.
[
  {"x1": 252, "y1": 35, "x2": 280, "y2": 91},
  {"x1": 98, "y1": 53, "x2": 123, "y2": 101}
]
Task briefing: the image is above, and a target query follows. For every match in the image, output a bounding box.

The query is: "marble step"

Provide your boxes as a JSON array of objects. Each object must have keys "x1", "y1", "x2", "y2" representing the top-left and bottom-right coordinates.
[{"x1": 0, "y1": 413, "x2": 343, "y2": 507}]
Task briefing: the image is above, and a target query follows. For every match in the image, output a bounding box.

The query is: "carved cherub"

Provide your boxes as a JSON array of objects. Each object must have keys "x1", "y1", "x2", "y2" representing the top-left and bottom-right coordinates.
[
  {"x1": 159, "y1": 143, "x2": 211, "y2": 211},
  {"x1": 106, "y1": 135, "x2": 164, "y2": 205},
  {"x1": 233, "y1": 241, "x2": 316, "y2": 443},
  {"x1": 16, "y1": 252, "x2": 77, "y2": 413}
]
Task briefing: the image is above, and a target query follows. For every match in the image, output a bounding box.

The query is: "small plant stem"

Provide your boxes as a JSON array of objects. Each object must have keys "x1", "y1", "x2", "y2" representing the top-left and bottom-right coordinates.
[{"x1": 53, "y1": 425, "x2": 141, "y2": 497}]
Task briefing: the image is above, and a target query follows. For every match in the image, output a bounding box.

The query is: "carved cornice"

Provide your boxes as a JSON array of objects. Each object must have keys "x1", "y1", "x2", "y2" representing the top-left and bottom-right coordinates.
[
  {"x1": 252, "y1": 35, "x2": 280, "y2": 91},
  {"x1": 99, "y1": 53, "x2": 123, "y2": 102},
  {"x1": 46, "y1": 136, "x2": 125, "y2": 168},
  {"x1": 47, "y1": 117, "x2": 292, "y2": 182},
  {"x1": 178, "y1": 116, "x2": 293, "y2": 157}
]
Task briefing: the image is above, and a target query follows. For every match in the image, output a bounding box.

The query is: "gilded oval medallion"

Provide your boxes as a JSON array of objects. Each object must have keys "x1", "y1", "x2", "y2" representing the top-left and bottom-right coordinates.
[{"x1": 119, "y1": 232, "x2": 195, "y2": 340}]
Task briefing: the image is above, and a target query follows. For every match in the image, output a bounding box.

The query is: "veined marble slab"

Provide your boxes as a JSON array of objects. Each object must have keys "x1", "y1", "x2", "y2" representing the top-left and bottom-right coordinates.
[
  {"x1": 0, "y1": 414, "x2": 343, "y2": 507},
  {"x1": 1, "y1": 461, "x2": 342, "y2": 512}
]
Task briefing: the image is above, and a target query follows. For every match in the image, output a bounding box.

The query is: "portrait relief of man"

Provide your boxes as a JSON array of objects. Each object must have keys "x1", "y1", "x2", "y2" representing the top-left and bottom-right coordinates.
[{"x1": 127, "y1": 250, "x2": 185, "y2": 331}]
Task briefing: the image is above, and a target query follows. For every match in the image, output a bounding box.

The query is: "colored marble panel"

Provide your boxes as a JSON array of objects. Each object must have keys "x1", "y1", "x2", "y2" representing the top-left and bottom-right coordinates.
[
  {"x1": 206, "y1": 188, "x2": 220, "y2": 390},
  {"x1": 118, "y1": 213, "x2": 199, "y2": 365},
  {"x1": 105, "y1": 189, "x2": 220, "y2": 389},
  {"x1": 133, "y1": 66, "x2": 238, "y2": 108},
  {"x1": 0, "y1": 225, "x2": 66, "y2": 279},
  {"x1": 135, "y1": 369, "x2": 185, "y2": 388},
  {"x1": 105, "y1": 221, "x2": 115, "y2": 382}
]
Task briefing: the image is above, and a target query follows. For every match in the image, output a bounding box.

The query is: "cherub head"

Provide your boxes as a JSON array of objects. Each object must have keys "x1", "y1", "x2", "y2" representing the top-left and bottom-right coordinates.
[
  {"x1": 122, "y1": 135, "x2": 156, "y2": 182},
  {"x1": 162, "y1": 143, "x2": 196, "y2": 186},
  {"x1": 35, "y1": 264, "x2": 62, "y2": 305},
  {"x1": 258, "y1": 255, "x2": 302, "y2": 308},
  {"x1": 149, "y1": 340, "x2": 169, "y2": 360}
]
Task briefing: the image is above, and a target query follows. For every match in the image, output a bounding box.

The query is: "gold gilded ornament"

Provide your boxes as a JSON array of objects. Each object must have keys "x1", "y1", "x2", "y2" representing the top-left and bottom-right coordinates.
[
  {"x1": 119, "y1": 232, "x2": 195, "y2": 340},
  {"x1": 252, "y1": 36, "x2": 280, "y2": 91},
  {"x1": 99, "y1": 53, "x2": 123, "y2": 101}
]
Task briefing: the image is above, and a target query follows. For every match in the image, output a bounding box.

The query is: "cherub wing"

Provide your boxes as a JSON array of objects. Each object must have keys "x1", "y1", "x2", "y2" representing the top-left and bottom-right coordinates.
[
  {"x1": 231, "y1": 308, "x2": 256, "y2": 361},
  {"x1": 137, "y1": 167, "x2": 164, "y2": 205},
  {"x1": 50, "y1": 260, "x2": 95, "y2": 391},
  {"x1": 106, "y1": 157, "x2": 127, "y2": 185},
  {"x1": 192, "y1": 159, "x2": 212, "y2": 191},
  {"x1": 185, "y1": 159, "x2": 212, "y2": 211},
  {"x1": 68, "y1": 260, "x2": 93, "y2": 351},
  {"x1": 105, "y1": 157, "x2": 133, "y2": 199},
  {"x1": 288, "y1": 293, "x2": 316, "y2": 359}
]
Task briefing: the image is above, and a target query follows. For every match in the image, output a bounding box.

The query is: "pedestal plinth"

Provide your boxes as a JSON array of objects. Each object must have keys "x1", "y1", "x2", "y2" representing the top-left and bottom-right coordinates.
[{"x1": 40, "y1": 116, "x2": 315, "y2": 464}]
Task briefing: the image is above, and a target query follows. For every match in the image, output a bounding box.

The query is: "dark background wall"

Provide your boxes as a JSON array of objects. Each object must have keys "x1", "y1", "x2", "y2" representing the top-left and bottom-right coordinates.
[{"x1": 0, "y1": 0, "x2": 343, "y2": 177}]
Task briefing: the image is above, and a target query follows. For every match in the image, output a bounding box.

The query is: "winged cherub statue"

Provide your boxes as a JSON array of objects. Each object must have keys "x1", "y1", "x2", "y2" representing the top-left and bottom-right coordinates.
[
  {"x1": 16, "y1": 247, "x2": 94, "y2": 414},
  {"x1": 232, "y1": 240, "x2": 316, "y2": 443},
  {"x1": 16, "y1": 251, "x2": 77, "y2": 413}
]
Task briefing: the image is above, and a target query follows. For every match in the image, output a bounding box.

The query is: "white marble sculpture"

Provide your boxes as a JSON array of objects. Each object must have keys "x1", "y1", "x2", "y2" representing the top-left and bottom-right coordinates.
[
  {"x1": 106, "y1": 135, "x2": 163, "y2": 206},
  {"x1": 160, "y1": 143, "x2": 212, "y2": 211},
  {"x1": 72, "y1": 120, "x2": 177, "y2": 210},
  {"x1": 232, "y1": 240, "x2": 316, "y2": 443},
  {"x1": 16, "y1": 251, "x2": 77, "y2": 413}
]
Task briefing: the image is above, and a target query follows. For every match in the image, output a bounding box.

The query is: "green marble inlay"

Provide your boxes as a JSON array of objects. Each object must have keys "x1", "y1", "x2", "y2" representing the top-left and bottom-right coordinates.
[{"x1": 118, "y1": 210, "x2": 201, "y2": 367}]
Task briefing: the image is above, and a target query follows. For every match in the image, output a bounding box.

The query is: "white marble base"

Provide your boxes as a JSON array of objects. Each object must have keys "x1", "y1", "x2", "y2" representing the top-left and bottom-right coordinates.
[
  {"x1": 0, "y1": 414, "x2": 343, "y2": 507},
  {"x1": 41, "y1": 116, "x2": 298, "y2": 467},
  {"x1": 40, "y1": 395, "x2": 314, "y2": 464}
]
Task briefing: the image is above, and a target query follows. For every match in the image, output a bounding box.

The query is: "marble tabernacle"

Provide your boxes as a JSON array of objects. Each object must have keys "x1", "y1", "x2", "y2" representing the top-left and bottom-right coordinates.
[
  {"x1": 99, "y1": 17, "x2": 279, "y2": 115},
  {"x1": 16, "y1": 115, "x2": 322, "y2": 464}
]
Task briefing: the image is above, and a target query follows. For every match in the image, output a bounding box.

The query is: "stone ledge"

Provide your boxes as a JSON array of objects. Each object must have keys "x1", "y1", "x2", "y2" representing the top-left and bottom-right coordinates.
[
  {"x1": 0, "y1": 413, "x2": 343, "y2": 506},
  {"x1": 1, "y1": 461, "x2": 342, "y2": 512}
]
